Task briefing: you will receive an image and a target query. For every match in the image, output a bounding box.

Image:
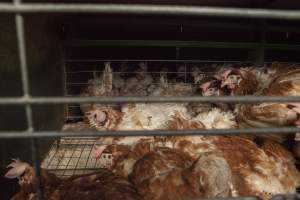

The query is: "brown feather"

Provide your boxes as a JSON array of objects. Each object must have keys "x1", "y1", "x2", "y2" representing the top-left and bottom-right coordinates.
[{"x1": 10, "y1": 166, "x2": 141, "y2": 200}]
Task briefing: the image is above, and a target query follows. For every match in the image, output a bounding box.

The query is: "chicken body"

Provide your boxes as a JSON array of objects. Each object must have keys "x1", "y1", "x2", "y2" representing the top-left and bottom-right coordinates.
[
  {"x1": 118, "y1": 103, "x2": 189, "y2": 130},
  {"x1": 120, "y1": 62, "x2": 154, "y2": 96},
  {"x1": 95, "y1": 108, "x2": 237, "y2": 178},
  {"x1": 5, "y1": 159, "x2": 142, "y2": 200},
  {"x1": 236, "y1": 68, "x2": 300, "y2": 130},
  {"x1": 219, "y1": 65, "x2": 300, "y2": 143},
  {"x1": 131, "y1": 136, "x2": 300, "y2": 200}
]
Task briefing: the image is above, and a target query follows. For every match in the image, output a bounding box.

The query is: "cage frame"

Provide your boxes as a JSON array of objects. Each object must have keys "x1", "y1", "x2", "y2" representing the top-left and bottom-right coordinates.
[{"x1": 1, "y1": 1, "x2": 300, "y2": 199}]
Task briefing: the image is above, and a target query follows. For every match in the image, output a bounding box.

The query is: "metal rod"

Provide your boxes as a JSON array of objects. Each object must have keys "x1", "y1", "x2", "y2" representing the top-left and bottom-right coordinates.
[
  {"x1": 64, "y1": 59, "x2": 254, "y2": 63},
  {"x1": 63, "y1": 59, "x2": 300, "y2": 64},
  {"x1": 188, "y1": 198, "x2": 260, "y2": 200},
  {"x1": 0, "y1": 128, "x2": 299, "y2": 139},
  {"x1": 0, "y1": 96, "x2": 300, "y2": 105},
  {"x1": 0, "y1": 3, "x2": 300, "y2": 21},
  {"x1": 15, "y1": 7, "x2": 34, "y2": 131},
  {"x1": 14, "y1": 0, "x2": 42, "y2": 199},
  {"x1": 62, "y1": 40, "x2": 300, "y2": 50}
]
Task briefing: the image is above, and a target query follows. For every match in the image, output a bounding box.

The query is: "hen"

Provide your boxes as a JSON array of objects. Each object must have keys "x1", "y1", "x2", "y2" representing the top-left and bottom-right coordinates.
[
  {"x1": 94, "y1": 107, "x2": 237, "y2": 180},
  {"x1": 188, "y1": 75, "x2": 230, "y2": 116},
  {"x1": 235, "y1": 67, "x2": 300, "y2": 143},
  {"x1": 5, "y1": 159, "x2": 142, "y2": 200},
  {"x1": 85, "y1": 72, "x2": 192, "y2": 131},
  {"x1": 130, "y1": 135, "x2": 300, "y2": 200},
  {"x1": 131, "y1": 147, "x2": 233, "y2": 200},
  {"x1": 120, "y1": 62, "x2": 154, "y2": 96},
  {"x1": 80, "y1": 62, "x2": 117, "y2": 116},
  {"x1": 220, "y1": 68, "x2": 258, "y2": 95}
]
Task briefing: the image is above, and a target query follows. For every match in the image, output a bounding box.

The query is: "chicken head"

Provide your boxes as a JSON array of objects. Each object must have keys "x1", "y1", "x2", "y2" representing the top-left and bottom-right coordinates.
[
  {"x1": 85, "y1": 106, "x2": 123, "y2": 131},
  {"x1": 200, "y1": 80, "x2": 221, "y2": 96},
  {"x1": 221, "y1": 73, "x2": 242, "y2": 90},
  {"x1": 5, "y1": 158, "x2": 29, "y2": 179},
  {"x1": 219, "y1": 69, "x2": 258, "y2": 95}
]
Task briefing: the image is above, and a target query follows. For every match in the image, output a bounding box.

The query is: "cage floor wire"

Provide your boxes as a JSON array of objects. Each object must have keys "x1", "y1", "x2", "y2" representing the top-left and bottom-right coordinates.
[{"x1": 41, "y1": 137, "x2": 103, "y2": 178}]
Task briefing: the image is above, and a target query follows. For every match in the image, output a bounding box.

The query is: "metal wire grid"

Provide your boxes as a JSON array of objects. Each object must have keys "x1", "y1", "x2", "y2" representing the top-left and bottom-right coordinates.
[
  {"x1": 1, "y1": 1, "x2": 300, "y2": 200},
  {"x1": 41, "y1": 137, "x2": 103, "y2": 178},
  {"x1": 64, "y1": 60, "x2": 236, "y2": 121}
]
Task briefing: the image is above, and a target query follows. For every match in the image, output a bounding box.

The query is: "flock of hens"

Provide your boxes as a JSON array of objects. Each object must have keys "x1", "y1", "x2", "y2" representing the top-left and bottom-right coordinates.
[{"x1": 5, "y1": 62, "x2": 300, "y2": 200}]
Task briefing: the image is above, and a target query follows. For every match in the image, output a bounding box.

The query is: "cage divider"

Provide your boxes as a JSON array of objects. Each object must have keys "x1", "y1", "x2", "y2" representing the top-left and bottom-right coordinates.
[
  {"x1": 0, "y1": 128, "x2": 300, "y2": 139},
  {"x1": 0, "y1": 3, "x2": 300, "y2": 21},
  {"x1": 14, "y1": 0, "x2": 43, "y2": 199},
  {"x1": 61, "y1": 39, "x2": 300, "y2": 51}
]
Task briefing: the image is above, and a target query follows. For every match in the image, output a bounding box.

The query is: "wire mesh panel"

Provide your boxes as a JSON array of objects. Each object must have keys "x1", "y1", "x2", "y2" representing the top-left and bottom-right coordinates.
[
  {"x1": 41, "y1": 137, "x2": 103, "y2": 178},
  {"x1": 64, "y1": 60, "x2": 249, "y2": 121}
]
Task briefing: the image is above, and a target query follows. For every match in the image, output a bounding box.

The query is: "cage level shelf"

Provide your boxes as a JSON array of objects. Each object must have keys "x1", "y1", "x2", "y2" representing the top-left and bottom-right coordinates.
[
  {"x1": 41, "y1": 137, "x2": 104, "y2": 178},
  {"x1": 63, "y1": 40, "x2": 300, "y2": 51}
]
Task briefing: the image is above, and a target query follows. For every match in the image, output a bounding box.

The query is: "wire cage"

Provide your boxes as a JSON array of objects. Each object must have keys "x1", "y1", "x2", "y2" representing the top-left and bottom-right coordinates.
[{"x1": 1, "y1": 1, "x2": 300, "y2": 200}]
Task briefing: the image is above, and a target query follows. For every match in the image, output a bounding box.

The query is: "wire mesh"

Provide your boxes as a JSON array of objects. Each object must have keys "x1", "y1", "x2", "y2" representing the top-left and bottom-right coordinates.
[
  {"x1": 13, "y1": 0, "x2": 43, "y2": 198},
  {"x1": 41, "y1": 137, "x2": 103, "y2": 178},
  {"x1": 64, "y1": 60, "x2": 235, "y2": 121}
]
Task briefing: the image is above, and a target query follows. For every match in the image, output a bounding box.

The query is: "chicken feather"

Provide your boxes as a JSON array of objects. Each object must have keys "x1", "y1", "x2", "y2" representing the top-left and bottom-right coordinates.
[{"x1": 5, "y1": 159, "x2": 142, "y2": 200}]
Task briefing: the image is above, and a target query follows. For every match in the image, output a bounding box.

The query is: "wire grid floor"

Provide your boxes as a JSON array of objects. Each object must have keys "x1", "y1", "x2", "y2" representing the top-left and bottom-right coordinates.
[{"x1": 41, "y1": 137, "x2": 102, "y2": 178}]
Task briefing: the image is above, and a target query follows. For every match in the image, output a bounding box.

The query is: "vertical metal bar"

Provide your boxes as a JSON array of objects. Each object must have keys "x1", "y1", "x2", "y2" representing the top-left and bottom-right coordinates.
[
  {"x1": 175, "y1": 25, "x2": 182, "y2": 70},
  {"x1": 63, "y1": 57, "x2": 70, "y2": 120},
  {"x1": 255, "y1": 20, "x2": 266, "y2": 65},
  {"x1": 14, "y1": 0, "x2": 43, "y2": 199},
  {"x1": 184, "y1": 63, "x2": 187, "y2": 83}
]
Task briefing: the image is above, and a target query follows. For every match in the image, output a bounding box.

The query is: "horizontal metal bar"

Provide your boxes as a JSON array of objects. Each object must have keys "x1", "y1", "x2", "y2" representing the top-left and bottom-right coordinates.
[
  {"x1": 63, "y1": 40, "x2": 300, "y2": 50},
  {"x1": 272, "y1": 194, "x2": 300, "y2": 200},
  {"x1": 0, "y1": 127, "x2": 299, "y2": 139},
  {"x1": 186, "y1": 197, "x2": 261, "y2": 200},
  {"x1": 65, "y1": 71, "x2": 208, "y2": 74},
  {"x1": 63, "y1": 40, "x2": 259, "y2": 48},
  {"x1": 65, "y1": 59, "x2": 253, "y2": 63},
  {"x1": 0, "y1": 3, "x2": 300, "y2": 21},
  {"x1": 64, "y1": 59, "x2": 300, "y2": 66},
  {"x1": 0, "y1": 96, "x2": 300, "y2": 105}
]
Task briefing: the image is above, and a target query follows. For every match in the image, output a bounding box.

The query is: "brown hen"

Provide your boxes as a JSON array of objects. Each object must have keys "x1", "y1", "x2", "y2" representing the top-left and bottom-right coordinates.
[
  {"x1": 130, "y1": 136, "x2": 300, "y2": 200},
  {"x1": 220, "y1": 68, "x2": 258, "y2": 95},
  {"x1": 236, "y1": 68, "x2": 300, "y2": 143},
  {"x1": 5, "y1": 159, "x2": 142, "y2": 200}
]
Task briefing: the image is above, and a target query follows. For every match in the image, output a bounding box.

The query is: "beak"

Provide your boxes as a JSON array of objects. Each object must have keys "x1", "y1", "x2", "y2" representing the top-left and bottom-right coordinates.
[
  {"x1": 221, "y1": 80, "x2": 229, "y2": 88},
  {"x1": 94, "y1": 144, "x2": 108, "y2": 160}
]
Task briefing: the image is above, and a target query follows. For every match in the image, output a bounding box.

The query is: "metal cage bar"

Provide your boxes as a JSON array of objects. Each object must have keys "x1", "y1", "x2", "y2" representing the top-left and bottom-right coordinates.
[
  {"x1": 0, "y1": 96, "x2": 300, "y2": 105},
  {"x1": 62, "y1": 40, "x2": 300, "y2": 51},
  {"x1": 0, "y1": 3, "x2": 299, "y2": 21},
  {"x1": 13, "y1": 0, "x2": 43, "y2": 199},
  {"x1": 0, "y1": 128, "x2": 300, "y2": 139}
]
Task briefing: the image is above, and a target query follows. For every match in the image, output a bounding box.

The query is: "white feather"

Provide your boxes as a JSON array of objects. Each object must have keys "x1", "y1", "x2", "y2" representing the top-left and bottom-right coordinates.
[{"x1": 195, "y1": 108, "x2": 237, "y2": 129}]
